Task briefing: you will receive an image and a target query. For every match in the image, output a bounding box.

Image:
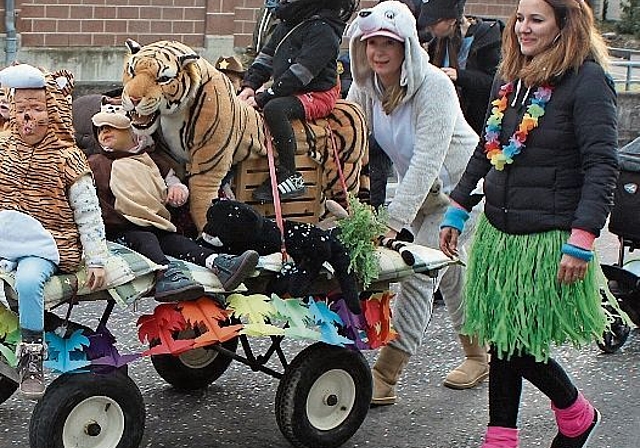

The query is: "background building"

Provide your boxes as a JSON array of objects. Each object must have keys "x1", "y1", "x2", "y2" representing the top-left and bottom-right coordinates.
[{"x1": 0, "y1": 0, "x2": 526, "y2": 82}]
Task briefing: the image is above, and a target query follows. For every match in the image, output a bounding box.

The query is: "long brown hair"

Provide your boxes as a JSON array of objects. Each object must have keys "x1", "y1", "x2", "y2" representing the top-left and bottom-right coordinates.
[
  {"x1": 499, "y1": 0, "x2": 609, "y2": 86},
  {"x1": 431, "y1": 17, "x2": 466, "y2": 71}
]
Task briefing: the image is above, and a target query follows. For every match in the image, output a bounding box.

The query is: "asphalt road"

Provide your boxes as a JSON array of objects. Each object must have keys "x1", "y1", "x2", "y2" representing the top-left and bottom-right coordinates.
[{"x1": 1, "y1": 230, "x2": 639, "y2": 448}]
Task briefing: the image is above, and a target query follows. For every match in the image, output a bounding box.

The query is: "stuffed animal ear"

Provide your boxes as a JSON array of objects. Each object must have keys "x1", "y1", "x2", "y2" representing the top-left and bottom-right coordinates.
[{"x1": 318, "y1": 199, "x2": 350, "y2": 230}]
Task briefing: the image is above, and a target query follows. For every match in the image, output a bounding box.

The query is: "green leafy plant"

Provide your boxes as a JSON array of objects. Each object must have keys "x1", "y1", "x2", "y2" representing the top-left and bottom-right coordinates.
[{"x1": 336, "y1": 195, "x2": 388, "y2": 289}]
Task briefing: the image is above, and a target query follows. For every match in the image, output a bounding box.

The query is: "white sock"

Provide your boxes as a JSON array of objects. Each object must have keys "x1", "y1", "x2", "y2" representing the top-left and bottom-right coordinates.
[{"x1": 205, "y1": 254, "x2": 218, "y2": 270}]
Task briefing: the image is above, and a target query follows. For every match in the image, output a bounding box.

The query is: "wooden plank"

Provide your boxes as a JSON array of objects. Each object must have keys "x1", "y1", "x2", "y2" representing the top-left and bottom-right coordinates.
[{"x1": 234, "y1": 153, "x2": 323, "y2": 222}]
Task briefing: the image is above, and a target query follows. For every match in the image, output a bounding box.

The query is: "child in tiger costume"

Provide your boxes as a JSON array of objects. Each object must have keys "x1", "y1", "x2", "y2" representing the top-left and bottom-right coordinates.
[
  {"x1": 0, "y1": 64, "x2": 110, "y2": 399},
  {"x1": 238, "y1": 0, "x2": 358, "y2": 202}
]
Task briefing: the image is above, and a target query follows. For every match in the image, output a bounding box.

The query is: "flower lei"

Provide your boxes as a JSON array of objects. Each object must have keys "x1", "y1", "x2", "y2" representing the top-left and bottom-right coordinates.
[{"x1": 484, "y1": 82, "x2": 554, "y2": 170}]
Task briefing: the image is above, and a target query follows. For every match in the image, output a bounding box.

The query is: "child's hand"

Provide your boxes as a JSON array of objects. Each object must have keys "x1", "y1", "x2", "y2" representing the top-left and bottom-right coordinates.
[
  {"x1": 87, "y1": 266, "x2": 106, "y2": 291},
  {"x1": 167, "y1": 184, "x2": 188, "y2": 207},
  {"x1": 238, "y1": 87, "x2": 255, "y2": 102}
]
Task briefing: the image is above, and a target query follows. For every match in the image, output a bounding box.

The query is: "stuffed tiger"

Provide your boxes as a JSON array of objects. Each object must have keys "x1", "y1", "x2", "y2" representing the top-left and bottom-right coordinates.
[{"x1": 121, "y1": 39, "x2": 369, "y2": 231}]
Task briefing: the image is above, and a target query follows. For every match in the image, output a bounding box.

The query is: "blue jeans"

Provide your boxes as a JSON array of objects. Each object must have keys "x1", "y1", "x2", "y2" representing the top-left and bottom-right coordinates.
[{"x1": 15, "y1": 256, "x2": 57, "y2": 333}]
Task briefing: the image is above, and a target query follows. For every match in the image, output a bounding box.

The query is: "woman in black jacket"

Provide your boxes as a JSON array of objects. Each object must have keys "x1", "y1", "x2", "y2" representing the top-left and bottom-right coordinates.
[
  {"x1": 439, "y1": 0, "x2": 618, "y2": 446},
  {"x1": 419, "y1": 0, "x2": 502, "y2": 134}
]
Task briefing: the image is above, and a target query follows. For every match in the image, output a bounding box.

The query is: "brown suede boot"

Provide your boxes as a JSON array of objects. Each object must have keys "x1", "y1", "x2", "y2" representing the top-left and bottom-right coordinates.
[
  {"x1": 443, "y1": 334, "x2": 489, "y2": 390},
  {"x1": 371, "y1": 345, "x2": 410, "y2": 406}
]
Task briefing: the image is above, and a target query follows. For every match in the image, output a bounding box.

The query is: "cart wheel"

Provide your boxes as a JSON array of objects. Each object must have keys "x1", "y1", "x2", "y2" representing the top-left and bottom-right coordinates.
[
  {"x1": 29, "y1": 370, "x2": 145, "y2": 448},
  {"x1": 151, "y1": 336, "x2": 238, "y2": 390},
  {"x1": 0, "y1": 374, "x2": 18, "y2": 404},
  {"x1": 597, "y1": 315, "x2": 631, "y2": 354},
  {"x1": 275, "y1": 342, "x2": 372, "y2": 448}
]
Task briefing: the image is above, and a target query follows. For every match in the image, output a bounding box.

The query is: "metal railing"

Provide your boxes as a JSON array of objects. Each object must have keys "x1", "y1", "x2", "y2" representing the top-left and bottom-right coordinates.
[{"x1": 609, "y1": 47, "x2": 640, "y2": 92}]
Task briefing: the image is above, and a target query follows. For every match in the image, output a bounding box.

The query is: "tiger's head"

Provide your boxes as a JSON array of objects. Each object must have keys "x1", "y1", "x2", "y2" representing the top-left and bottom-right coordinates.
[{"x1": 122, "y1": 39, "x2": 202, "y2": 136}]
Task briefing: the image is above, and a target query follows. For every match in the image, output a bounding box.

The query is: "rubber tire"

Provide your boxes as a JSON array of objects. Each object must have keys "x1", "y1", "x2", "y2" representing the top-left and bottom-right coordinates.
[
  {"x1": 0, "y1": 374, "x2": 18, "y2": 404},
  {"x1": 275, "y1": 342, "x2": 372, "y2": 448},
  {"x1": 151, "y1": 336, "x2": 238, "y2": 390},
  {"x1": 29, "y1": 370, "x2": 145, "y2": 448},
  {"x1": 597, "y1": 313, "x2": 631, "y2": 354}
]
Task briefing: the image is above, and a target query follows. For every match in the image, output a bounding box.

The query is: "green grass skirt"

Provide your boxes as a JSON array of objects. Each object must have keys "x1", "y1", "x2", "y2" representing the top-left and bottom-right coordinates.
[{"x1": 462, "y1": 215, "x2": 607, "y2": 362}]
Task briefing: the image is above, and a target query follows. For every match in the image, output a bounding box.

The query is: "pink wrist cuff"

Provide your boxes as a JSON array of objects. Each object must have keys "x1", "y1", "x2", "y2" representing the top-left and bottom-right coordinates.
[{"x1": 568, "y1": 229, "x2": 596, "y2": 250}]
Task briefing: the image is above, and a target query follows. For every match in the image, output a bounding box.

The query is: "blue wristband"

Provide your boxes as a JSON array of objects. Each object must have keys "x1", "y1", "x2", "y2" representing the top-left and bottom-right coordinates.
[
  {"x1": 440, "y1": 206, "x2": 470, "y2": 233},
  {"x1": 561, "y1": 243, "x2": 594, "y2": 262}
]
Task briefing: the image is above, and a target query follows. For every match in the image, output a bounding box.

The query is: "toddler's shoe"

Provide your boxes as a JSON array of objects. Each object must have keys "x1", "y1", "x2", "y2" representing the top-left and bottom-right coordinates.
[
  {"x1": 16, "y1": 341, "x2": 47, "y2": 400},
  {"x1": 211, "y1": 250, "x2": 259, "y2": 290},
  {"x1": 154, "y1": 263, "x2": 205, "y2": 302}
]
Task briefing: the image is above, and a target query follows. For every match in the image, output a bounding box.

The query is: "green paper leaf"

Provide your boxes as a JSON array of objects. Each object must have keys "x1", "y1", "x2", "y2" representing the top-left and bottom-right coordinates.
[
  {"x1": 0, "y1": 342, "x2": 17, "y2": 367},
  {"x1": 0, "y1": 306, "x2": 18, "y2": 338},
  {"x1": 228, "y1": 293, "x2": 275, "y2": 324},
  {"x1": 270, "y1": 295, "x2": 312, "y2": 328},
  {"x1": 284, "y1": 326, "x2": 322, "y2": 341},
  {"x1": 241, "y1": 322, "x2": 285, "y2": 337}
]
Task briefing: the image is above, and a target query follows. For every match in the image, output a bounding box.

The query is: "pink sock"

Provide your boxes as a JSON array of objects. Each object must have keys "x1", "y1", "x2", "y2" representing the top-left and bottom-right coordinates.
[
  {"x1": 551, "y1": 392, "x2": 595, "y2": 438},
  {"x1": 481, "y1": 426, "x2": 519, "y2": 448}
]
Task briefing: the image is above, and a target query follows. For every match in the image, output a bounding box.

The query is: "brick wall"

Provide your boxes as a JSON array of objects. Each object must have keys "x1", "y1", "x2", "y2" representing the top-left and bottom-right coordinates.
[
  {"x1": 10, "y1": 0, "x2": 207, "y2": 48},
  {"x1": 466, "y1": 0, "x2": 519, "y2": 19},
  {"x1": 0, "y1": 0, "x2": 518, "y2": 52}
]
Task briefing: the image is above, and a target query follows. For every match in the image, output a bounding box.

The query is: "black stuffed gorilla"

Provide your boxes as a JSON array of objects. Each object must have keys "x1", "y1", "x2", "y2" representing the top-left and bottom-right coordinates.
[{"x1": 201, "y1": 199, "x2": 361, "y2": 314}]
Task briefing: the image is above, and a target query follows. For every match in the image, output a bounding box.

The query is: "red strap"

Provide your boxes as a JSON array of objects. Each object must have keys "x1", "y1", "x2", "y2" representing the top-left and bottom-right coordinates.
[
  {"x1": 326, "y1": 124, "x2": 350, "y2": 213},
  {"x1": 264, "y1": 128, "x2": 288, "y2": 262}
]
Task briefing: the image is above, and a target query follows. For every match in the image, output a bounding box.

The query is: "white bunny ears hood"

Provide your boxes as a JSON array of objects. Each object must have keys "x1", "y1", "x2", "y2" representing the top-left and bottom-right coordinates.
[{"x1": 346, "y1": 0, "x2": 430, "y2": 102}]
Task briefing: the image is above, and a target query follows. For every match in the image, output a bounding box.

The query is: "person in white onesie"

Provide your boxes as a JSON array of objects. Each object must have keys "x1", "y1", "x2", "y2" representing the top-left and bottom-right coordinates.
[{"x1": 346, "y1": 0, "x2": 485, "y2": 404}]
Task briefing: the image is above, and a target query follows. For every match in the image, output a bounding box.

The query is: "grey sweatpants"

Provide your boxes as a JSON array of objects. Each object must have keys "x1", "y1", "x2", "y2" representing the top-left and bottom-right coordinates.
[{"x1": 388, "y1": 199, "x2": 475, "y2": 356}]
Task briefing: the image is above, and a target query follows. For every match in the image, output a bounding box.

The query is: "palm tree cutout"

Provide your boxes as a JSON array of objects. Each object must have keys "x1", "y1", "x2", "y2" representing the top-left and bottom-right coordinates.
[
  {"x1": 44, "y1": 329, "x2": 91, "y2": 373},
  {"x1": 137, "y1": 304, "x2": 193, "y2": 356},
  {"x1": 362, "y1": 291, "x2": 397, "y2": 349},
  {"x1": 178, "y1": 297, "x2": 243, "y2": 348}
]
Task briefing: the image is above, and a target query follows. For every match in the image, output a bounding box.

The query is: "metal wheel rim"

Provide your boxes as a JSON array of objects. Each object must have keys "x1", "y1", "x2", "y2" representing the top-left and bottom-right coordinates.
[
  {"x1": 178, "y1": 347, "x2": 217, "y2": 369},
  {"x1": 306, "y1": 369, "x2": 356, "y2": 431},
  {"x1": 62, "y1": 395, "x2": 125, "y2": 448}
]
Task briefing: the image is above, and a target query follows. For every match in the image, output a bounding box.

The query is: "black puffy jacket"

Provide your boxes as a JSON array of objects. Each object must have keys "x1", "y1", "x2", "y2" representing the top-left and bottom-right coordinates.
[{"x1": 450, "y1": 61, "x2": 619, "y2": 237}]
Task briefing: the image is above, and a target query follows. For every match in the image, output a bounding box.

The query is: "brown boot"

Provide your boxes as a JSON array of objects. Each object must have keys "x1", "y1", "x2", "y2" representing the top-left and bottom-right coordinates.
[
  {"x1": 443, "y1": 334, "x2": 489, "y2": 390},
  {"x1": 371, "y1": 345, "x2": 410, "y2": 406}
]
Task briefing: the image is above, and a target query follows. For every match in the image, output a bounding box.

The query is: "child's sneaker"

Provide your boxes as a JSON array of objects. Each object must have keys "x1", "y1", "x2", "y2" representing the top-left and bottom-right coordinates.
[
  {"x1": 211, "y1": 250, "x2": 259, "y2": 290},
  {"x1": 252, "y1": 172, "x2": 306, "y2": 202},
  {"x1": 16, "y1": 342, "x2": 47, "y2": 399},
  {"x1": 154, "y1": 263, "x2": 205, "y2": 302},
  {"x1": 550, "y1": 408, "x2": 601, "y2": 448}
]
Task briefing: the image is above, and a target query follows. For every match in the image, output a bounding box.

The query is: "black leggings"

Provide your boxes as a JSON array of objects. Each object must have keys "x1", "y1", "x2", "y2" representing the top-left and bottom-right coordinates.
[
  {"x1": 262, "y1": 96, "x2": 305, "y2": 175},
  {"x1": 488, "y1": 345, "x2": 579, "y2": 428},
  {"x1": 109, "y1": 226, "x2": 217, "y2": 267}
]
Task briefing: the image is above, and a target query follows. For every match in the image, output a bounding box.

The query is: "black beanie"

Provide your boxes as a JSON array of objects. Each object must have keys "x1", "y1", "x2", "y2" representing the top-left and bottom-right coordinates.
[{"x1": 418, "y1": 0, "x2": 465, "y2": 27}]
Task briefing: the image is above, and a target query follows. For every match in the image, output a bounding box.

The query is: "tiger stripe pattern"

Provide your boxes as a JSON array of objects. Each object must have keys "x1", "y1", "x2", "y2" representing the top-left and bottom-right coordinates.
[
  {"x1": 0, "y1": 69, "x2": 90, "y2": 273},
  {"x1": 121, "y1": 40, "x2": 369, "y2": 231}
]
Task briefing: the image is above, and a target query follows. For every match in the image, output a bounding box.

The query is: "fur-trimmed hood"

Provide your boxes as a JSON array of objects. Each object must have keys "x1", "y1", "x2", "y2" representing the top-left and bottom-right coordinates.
[{"x1": 346, "y1": 0, "x2": 430, "y2": 104}]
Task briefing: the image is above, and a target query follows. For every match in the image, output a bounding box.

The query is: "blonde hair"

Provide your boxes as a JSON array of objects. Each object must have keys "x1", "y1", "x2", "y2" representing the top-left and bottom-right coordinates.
[
  {"x1": 499, "y1": 0, "x2": 609, "y2": 86},
  {"x1": 382, "y1": 83, "x2": 407, "y2": 114}
]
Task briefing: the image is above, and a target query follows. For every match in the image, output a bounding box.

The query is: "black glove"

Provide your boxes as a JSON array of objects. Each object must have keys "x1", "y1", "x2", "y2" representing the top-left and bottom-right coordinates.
[{"x1": 254, "y1": 88, "x2": 275, "y2": 109}]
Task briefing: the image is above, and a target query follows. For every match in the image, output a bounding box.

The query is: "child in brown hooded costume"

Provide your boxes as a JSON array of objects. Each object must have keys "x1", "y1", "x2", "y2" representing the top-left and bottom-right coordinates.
[{"x1": 88, "y1": 100, "x2": 259, "y2": 298}]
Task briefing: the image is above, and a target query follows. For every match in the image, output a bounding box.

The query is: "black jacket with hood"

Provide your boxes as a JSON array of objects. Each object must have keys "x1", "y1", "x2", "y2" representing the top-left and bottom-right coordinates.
[
  {"x1": 428, "y1": 17, "x2": 502, "y2": 134},
  {"x1": 242, "y1": 8, "x2": 345, "y2": 107}
]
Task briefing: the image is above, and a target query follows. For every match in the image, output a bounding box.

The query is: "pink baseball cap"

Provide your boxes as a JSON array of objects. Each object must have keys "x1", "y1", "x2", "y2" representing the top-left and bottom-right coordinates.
[{"x1": 360, "y1": 29, "x2": 405, "y2": 42}]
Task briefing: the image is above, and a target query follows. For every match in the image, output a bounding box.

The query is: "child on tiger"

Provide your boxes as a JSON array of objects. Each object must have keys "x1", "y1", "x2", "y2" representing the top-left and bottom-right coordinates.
[
  {"x1": 0, "y1": 64, "x2": 110, "y2": 399},
  {"x1": 238, "y1": 0, "x2": 358, "y2": 202},
  {"x1": 87, "y1": 100, "x2": 259, "y2": 297}
]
